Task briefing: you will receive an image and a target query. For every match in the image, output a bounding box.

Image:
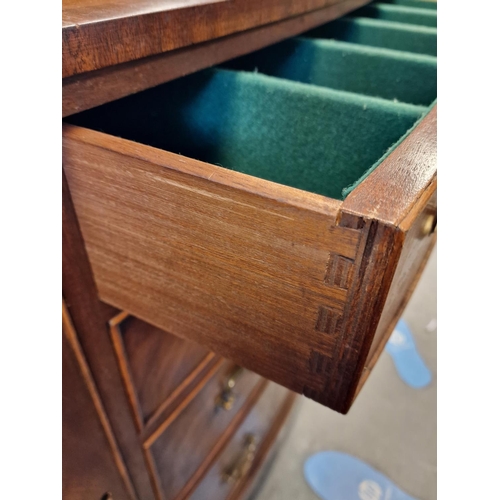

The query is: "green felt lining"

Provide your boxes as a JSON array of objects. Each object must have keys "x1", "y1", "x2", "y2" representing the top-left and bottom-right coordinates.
[
  {"x1": 304, "y1": 17, "x2": 437, "y2": 56},
  {"x1": 342, "y1": 99, "x2": 436, "y2": 197},
  {"x1": 380, "y1": 0, "x2": 436, "y2": 10},
  {"x1": 224, "y1": 37, "x2": 436, "y2": 106},
  {"x1": 67, "y1": 68, "x2": 426, "y2": 201},
  {"x1": 353, "y1": 3, "x2": 437, "y2": 27}
]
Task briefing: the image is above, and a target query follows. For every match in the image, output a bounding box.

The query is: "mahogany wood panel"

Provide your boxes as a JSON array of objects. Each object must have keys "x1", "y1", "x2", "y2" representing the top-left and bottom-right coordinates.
[
  {"x1": 63, "y1": 302, "x2": 136, "y2": 500},
  {"x1": 190, "y1": 382, "x2": 291, "y2": 500},
  {"x1": 109, "y1": 312, "x2": 212, "y2": 428},
  {"x1": 62, "y1": 104, "x2": 437, "y2": 414},
  {"x1": 355, "y1": 194, "x2": 437, "y2": 395},
  {"x1": 62, "y1": 0, "x2": 371, "y2": 77},
  {"x1": 63, "y1": 171, "x2": 156, "y2": 499},
  {"x1": 63, "y1": 0, "x2": 370, "y2": 116},
  {"x1": 338, "y1": 105, "x2": 437, "y2": 408},
  {"x1": 148, "y1": 362, "x2": 262, "y2": 500}
]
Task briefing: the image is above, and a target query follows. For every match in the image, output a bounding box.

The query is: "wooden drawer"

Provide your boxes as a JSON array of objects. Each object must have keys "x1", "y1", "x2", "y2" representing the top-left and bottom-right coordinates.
[
  {"x1": 145, "y1": 361, "x2": 262, "y2": 500},
  {"x1": 62, "y1": 17, "x2": 436, "y2": 414},
  {"x1": 190, "y1": 383, "x2": 295, "y2": 500}
]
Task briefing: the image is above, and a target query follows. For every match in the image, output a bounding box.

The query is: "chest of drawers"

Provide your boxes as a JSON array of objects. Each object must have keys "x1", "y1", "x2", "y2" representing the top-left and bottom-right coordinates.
[{"x1": 62, "y1": 0, "x2": 437, "y2": 498}]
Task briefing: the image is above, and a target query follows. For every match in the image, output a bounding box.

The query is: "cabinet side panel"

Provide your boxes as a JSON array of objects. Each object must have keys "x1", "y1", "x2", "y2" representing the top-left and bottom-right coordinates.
[
  {"x1": 63, "y1": 170, "x2": 156, "y2": 498},
  {"x1": 63, "y1": 304, "x2": 136, "y2": 500}
]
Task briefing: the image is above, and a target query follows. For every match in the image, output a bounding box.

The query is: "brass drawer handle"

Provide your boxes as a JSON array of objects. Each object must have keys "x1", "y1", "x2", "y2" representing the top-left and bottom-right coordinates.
[
  {"x1": 222, "y1": 434, "x2": 257, "y2": 484},
  {"x1": 216, "y1": 366, "x2": 244, "y2": 411}
]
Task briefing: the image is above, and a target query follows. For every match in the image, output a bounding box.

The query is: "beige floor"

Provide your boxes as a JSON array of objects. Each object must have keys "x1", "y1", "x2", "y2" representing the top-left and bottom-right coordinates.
[{"x1": 253, "y1": 248, "x2": 437, "y2": 500}]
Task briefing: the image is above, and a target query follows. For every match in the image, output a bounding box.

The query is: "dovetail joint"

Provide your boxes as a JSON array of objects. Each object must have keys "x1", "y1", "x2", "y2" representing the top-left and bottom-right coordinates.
[
  {"x1": 315, "y1": 305, "x2": 342, "y2": 336},
  {"x1": 324, "y1": 254, "x2": 355, "y2": 290}
]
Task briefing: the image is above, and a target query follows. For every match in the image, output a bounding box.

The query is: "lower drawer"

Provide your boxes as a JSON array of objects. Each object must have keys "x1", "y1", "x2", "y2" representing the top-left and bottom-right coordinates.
[
  {"x1": 146, "y1": 361, "x2": 261, "y2": 500},
  {"x1": 190, "y1": 382, "x2": 294, "y2": 500}
]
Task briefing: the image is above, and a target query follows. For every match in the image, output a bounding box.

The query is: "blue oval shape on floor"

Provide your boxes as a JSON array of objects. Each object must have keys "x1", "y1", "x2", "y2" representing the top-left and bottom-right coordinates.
[
  {"x1": 385, "y1": 319, "x2": 432, "y2": 389},
  {"x1": 304, "y1": 451, "x2": 417, "y2": 500}
]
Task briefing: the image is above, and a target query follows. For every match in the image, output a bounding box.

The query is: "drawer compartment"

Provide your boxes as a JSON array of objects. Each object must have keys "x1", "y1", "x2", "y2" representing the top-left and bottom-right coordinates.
[
  {"x1": 66, "y1": 68, "x2": 425, "y2": 201},
  {"x1": 190, "y1": 382, "x2": 294, "y2": 500},
  {"x1": 225, "y1": 37, "x2": 436, "y2": 106},
  {"x1": 305, "y1": 16, "x2": 437, "y2": 55},
  {"x1": 353, "y1": 3, "x2": 437, "y2": 28},
  {"x1": 146, "y1": 362, "x2": 262, "y2": 500},
  {"x1": 381, "y1": 0, "x2": 436, "y2": 10},
  {"x1": 63, "y1": 20, "x2": 436, "y2": 414}
]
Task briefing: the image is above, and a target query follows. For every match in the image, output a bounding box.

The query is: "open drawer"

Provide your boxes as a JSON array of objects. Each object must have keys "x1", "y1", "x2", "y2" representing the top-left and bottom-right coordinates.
[{"x1": 63, "y1": 16, "x2": 436, "y2": 414}]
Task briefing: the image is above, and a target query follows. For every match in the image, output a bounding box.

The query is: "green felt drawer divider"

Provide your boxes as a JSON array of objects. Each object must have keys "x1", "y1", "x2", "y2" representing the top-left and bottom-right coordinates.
[
  {"x1": 304, "y1": 17, "x2": 437, "y2": 56},
  {"x1": 353, "y1": 3, "x2": 437, "y2": 28},
  {"x1": 67, "y1": 68, "x2": 426, "y2": 201},
  {"x1": 342, "y1": 99, "x2": 436, "y2": 197},
  {"x1": 224, "y1": 37, "x2": 436, "y2": 106},
  {"x1": 379, "y1": 0, "x2": 436, "y2": 10}
]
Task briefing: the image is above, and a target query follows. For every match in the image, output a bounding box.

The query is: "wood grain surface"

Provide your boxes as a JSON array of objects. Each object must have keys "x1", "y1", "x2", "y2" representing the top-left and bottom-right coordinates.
[
  {"x1": 63, "y1": 0, "x2": 369, "y2": 116},
  {"x1": 62, "y1": 123, "x2": 364, "y2": 412},
  {"x1": 109, "y1": 312, "x2": 213, "y2": 429},
  {"x1": 355, "y1": 192, "x2": 437, "y2": 396},
  {"x1": 62, "y1": 103, "x2": 437, "y2": 414},
  {"x1": 63, "y1": 302, "x2": 137, "y2": 500},
  {"x1": 149, "y1": 362, "x2": 262, "y2": 500},
  {"x1": 190, "y1": 382, "x2": 292, "y2": 500},
  {"x1": 62, "y1": 0, "x2": 371, "y2": 78},
  {"x1": 63, "y1": 171, "x2": 156, "y2": 498},
  {"x1": 339, "y1": 105, "x2": 437, "y2": 408}
]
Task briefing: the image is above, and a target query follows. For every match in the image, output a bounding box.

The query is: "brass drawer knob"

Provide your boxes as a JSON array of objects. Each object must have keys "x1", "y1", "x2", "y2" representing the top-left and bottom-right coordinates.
[
  {"x1": 216, "y1": 366, "x2": 243, "y2": 411},
  {"x1": 421, "y1": 213, "x2": 437, "y2": 237},
  {"x1": 222, "y1": 434, "x2": 258, "y2": 484}
]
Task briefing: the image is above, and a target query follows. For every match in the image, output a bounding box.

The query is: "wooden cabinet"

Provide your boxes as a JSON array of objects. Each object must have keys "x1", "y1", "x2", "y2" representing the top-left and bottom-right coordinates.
[{"x1": 62, "y1": 0, "x2": 436, "y2": 497}]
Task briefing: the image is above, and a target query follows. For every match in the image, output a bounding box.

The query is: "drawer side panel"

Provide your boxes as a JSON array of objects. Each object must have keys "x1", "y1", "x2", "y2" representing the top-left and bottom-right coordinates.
[{"x1": 63, "y1": 126, "x2": 362, "y2": 412}]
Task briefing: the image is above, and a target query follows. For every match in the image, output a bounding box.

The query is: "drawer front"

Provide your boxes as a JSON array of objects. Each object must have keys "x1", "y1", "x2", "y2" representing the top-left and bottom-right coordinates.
[
  {"x1": 190, "y1": 382, "x2": 294, "y2": 500},
  {"x1": 147, "y1": 361, "x2": 262, "y2": 500},
  {"x1": 356, "y1": 192, "x2": 437, "y2": 396}
]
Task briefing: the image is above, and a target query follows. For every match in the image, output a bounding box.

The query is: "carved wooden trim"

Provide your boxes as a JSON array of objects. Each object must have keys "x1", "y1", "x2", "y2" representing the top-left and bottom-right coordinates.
[
  {"x1": 143, "y1": 447, "x2": 166, "y2": 500},
  {"x1": 63, "y1": 301, "x2": 139, "y2": 500},
  {"x1": 145, "y1": 351, "x2": 217, "y2": 432},
  {"x1": 142, "y1": 359, "x2": 225, "y2": 449},
  {"x1": 109, "y1": 311, "x2": 221, "y2": 438},
  {"x1": 109, "y1": 312, "x2": 145, "y2": 433}
]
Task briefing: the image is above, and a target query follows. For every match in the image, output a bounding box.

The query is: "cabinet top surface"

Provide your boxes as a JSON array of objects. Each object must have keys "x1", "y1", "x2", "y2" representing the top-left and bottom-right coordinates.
[
  {"x1": 62, "y1": 0, "x2": 223, "y2": 26},
  {"x1": 62, "y1": 0, "x2": 365, "y2": 78}
]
